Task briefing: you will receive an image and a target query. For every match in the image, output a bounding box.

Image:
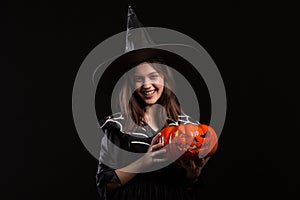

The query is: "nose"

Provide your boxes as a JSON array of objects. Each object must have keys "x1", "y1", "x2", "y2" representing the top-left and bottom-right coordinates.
[
  {"x1": 142, "y1": 77, "x2": 152, "y2": 88},
  {"x1": 142, "y1": 83, "x2": 151, "y2": 89}
]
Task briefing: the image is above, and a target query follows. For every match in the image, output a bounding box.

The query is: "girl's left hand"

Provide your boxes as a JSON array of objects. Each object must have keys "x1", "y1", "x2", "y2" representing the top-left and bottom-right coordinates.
[{"x1": 178, "y1": 156, "x2": 210, "y2": 183}]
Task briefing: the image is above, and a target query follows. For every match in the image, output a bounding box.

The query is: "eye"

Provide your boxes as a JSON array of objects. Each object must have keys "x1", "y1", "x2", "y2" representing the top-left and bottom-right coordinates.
[
  {"x1": 149, "y1": 74, "x2": 159, "y2": 80},
  {"x1": 134, "y1": 76, "x2": 143, "y2": 82}
]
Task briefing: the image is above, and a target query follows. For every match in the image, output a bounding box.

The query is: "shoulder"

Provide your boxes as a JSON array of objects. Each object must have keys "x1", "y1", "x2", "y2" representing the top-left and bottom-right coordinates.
[{"x1": 98, "y1": 112, "x2": 125, "y2": 132}]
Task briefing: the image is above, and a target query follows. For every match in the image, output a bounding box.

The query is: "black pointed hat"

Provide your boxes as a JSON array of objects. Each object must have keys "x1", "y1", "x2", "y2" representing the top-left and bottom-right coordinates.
[{"x1": 98, "y1": 5, "x2": 195, "y2": 94}]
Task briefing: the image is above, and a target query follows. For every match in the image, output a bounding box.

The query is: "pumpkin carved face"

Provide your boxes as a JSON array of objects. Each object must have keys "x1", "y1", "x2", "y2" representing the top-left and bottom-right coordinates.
[{"x1": 159, "y1": 123, "x2": 218, "y2": 160}]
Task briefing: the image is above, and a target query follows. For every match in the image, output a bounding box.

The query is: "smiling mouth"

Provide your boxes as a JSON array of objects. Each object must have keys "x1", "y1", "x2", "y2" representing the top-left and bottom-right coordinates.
[
  {"x1": 143, "y1": 90, "x2": 155, "y2": 95},
  {"x1": 142, "y1": 89, "x2": 156, "y2": 98}
]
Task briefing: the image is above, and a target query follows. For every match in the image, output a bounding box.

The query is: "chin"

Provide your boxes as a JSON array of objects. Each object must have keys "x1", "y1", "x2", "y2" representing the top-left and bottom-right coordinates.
[
  {"x1": 144, "y1": 99, "x2": 159, "y2": 105},
  {"x1": 138, "y1": 91, "x2": 162, "y2": 106}
]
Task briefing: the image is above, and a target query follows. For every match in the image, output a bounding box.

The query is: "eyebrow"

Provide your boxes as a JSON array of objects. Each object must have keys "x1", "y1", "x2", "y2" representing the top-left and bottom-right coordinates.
[{"x1": 134, "y1": 72, "x2": 159, "y2": 77}]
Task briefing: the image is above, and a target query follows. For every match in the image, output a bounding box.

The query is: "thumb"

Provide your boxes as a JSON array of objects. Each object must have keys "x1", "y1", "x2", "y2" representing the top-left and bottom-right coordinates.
[{"x1": 151, "y1": 132, "x2": 162, "y2": 146}]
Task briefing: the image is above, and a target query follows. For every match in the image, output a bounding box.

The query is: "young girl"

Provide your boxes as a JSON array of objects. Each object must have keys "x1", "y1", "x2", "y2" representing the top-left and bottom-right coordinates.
[{"x1": 96, "y1": 58, "x2": 211, "y2": 200}]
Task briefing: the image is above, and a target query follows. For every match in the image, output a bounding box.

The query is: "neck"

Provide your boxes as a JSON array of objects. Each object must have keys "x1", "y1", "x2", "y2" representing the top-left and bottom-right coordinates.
[
  {"x1": 143, "y1": 104, "x2": 167, "y2": 127},
  {"x1": 144, "y1": 105, "x2": 152, "y2": 124}
]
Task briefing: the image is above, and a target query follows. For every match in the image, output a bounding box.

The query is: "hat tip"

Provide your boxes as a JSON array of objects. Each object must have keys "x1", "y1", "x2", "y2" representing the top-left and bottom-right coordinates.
[{"x1": 128, "y1": 4, "x2": 133, "y2": 15}]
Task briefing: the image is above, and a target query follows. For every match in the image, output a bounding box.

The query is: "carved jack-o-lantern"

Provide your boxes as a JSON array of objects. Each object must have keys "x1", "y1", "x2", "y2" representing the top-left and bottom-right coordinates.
[{"x1": 159, "y1": 123, "x2": 218, "y2": 160}]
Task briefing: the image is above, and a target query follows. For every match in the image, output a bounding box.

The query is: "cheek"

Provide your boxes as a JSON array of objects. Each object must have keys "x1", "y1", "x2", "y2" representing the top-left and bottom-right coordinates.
[
  {"x1": 159, "y1": 77, "x2": 164, "y2": 85},
  {"x1": 155, "y1": 78, "x2": 164, "y2": 89},
  {"x1": 135, "y1": 83, "x2": 142, "y2": 90}
]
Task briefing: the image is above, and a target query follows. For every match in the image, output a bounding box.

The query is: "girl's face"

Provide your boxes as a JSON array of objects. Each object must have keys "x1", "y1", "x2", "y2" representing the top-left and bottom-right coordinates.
[{"x1": 133, "y1": 62, "x2": 164, "y2": 106}]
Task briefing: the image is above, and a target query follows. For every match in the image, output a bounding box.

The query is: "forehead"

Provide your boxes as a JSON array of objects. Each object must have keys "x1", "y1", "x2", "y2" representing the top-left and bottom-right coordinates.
[{"x1": 133, "y1": 62, "x2": 158, "y2": 75}]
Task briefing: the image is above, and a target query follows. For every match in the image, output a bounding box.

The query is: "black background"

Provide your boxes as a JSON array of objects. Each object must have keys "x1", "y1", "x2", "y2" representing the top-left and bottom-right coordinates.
[{"x1": 2, "y1": 0, "x2": 295, "y2": 199}]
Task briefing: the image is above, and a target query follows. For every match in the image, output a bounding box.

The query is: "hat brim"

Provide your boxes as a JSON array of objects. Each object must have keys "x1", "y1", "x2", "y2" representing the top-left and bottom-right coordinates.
[{"x1": 98, "y1": 47, "x2": 196, "y2": 95}]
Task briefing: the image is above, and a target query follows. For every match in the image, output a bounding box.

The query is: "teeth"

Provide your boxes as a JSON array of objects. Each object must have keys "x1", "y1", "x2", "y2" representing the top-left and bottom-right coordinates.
[{"x1": 143, "y1": 90, "x2": 155, "y2": 95}]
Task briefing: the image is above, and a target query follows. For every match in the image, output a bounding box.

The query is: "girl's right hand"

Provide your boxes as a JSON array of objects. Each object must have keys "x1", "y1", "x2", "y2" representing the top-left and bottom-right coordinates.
[
  {"x1": 115, "y1": 132, "x2": 169, "y2": 185},
  {"x1": 143, "y1": 132, "x2": 168, "y2": 168}
]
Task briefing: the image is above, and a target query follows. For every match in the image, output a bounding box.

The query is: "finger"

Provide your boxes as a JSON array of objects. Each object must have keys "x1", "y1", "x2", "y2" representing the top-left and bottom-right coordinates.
[
  {"x1": 203, "y1": 156, "x2": 210, "y2": 165},
  {"x1": 196, "y1": 156, "x2": 210, "y2": 168},
  {"x1": 151, "y1": 142, "x2": 164, "y2": 151},
  {"x1": 177, "y1": 146, "x2": 184, "y2": 151},
  {"x1": 204, "y1": 156, "x2": 211, "y2": 162},
  {"x1": 151, "y1": 132, "x2": 162, "y2": 145},
  {"x1": 190, "y1": 160, "x2": 196, "y2": 169},
  {"x1": 176, "y1": 144, "x2": 188, "y2": 152},
  {"x1": 197, "y1": 159, "x2": 206, "y2": 167},
  {"x1": 152, "y1": 158, "x2": 168, "y2": 163},
  {"x1": 179, "y1": 160, "x2": 189, "y2": 169},
  {"x1": 151, "y1": 148, "x2": 166, "y2": 157}
]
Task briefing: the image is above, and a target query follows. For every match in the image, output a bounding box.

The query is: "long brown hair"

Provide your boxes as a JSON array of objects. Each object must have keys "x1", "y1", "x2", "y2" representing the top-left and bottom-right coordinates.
[{"x1": 117, "y1": 59, "x2": 181, "y2": 132}]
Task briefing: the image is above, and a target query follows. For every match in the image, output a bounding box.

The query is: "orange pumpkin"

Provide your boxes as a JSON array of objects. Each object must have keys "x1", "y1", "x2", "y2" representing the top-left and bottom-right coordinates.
[{"x1": 159, "y1": 123, "x2": 218, "y2": 160}]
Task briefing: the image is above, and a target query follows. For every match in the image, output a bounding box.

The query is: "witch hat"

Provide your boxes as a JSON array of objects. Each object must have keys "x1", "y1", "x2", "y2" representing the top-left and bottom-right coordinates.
[{"x1": 97, "y1": 5, "x2": 195, "y2": 93}]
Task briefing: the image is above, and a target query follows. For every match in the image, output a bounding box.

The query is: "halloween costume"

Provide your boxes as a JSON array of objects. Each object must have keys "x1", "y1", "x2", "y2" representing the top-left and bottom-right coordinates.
[{"x1": 96, "y1": 113, "x2": 207, "y2": 200}]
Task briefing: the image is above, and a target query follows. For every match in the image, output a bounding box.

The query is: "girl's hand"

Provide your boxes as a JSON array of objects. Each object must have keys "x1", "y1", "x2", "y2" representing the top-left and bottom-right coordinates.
[
  {"x1": 178, "y1": 156, "x2": 210, "y2": 183},
  {"x1": 115, "y1": 132, "x2": 168, "y2": 183},
  {"x1": 117, "y1": 132, "x2": 168, "y2": 174},
  {"x1": 146, "y1": 132, "x2": 168, "y2": 164}
]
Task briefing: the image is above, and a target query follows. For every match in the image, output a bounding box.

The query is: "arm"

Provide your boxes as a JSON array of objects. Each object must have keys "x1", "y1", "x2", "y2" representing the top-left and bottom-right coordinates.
[{"x1": 97, "y1": 132, "x2": 167, "y2": 195}]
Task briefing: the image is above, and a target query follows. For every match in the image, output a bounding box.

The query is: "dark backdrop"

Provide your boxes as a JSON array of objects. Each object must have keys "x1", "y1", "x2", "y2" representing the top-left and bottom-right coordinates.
[{"x1": 2, "y1": 0, "x2": 294, "y2": 199}]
